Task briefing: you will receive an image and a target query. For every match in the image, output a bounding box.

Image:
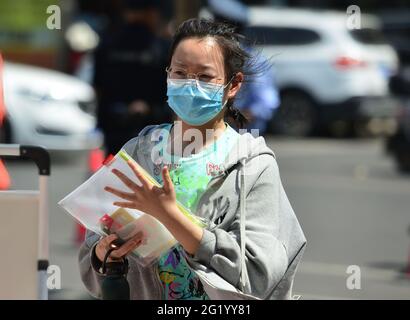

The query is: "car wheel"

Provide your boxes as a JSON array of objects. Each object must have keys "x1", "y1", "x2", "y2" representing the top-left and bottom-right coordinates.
[{"x1": 271, "y1": 90, "x2": 317, "y2": 136}]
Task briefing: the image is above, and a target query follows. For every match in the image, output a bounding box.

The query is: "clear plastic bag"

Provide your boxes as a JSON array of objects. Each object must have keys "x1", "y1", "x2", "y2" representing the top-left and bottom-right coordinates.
[{"x1": 59, "y1": 149, "x2": 207, "y2": 267}]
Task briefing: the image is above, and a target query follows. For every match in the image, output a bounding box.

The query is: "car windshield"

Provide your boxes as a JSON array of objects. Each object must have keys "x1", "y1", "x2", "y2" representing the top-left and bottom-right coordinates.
[
  {"x1": 349, "y1": 28, "x2": 388, "y2": 45},
  {"x1": 244, "y1": 26, "x2": 321, "y2": 46}
]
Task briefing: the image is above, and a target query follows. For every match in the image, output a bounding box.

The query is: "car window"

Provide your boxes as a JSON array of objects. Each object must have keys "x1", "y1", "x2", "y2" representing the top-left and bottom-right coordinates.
[
  {"x1": 349, "y1": 28, "x2": 388, "y2": 45},
  {"x1": 244, "y1": 26, "x2": 321, "y2": 45}
]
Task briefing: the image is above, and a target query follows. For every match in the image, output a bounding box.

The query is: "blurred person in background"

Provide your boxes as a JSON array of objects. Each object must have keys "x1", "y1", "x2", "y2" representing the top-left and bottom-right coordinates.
[
  {"x1": 66, "y1": 0, "x2": 122, "y2": 76},
  {"x1": 207, "y1": 0, "x2": 280, "y2": 136},
  {"x1": 93, "y1": 0, "x2": 172, "y2": 156}
]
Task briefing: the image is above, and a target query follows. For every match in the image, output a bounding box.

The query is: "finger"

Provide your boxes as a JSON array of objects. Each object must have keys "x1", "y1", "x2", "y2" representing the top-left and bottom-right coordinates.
[
  {"x1": 130, "y1": 231, "x2": 144, "y2": 243},
  {"x1": 110, "y1": 238, "x2": 142, "y2": 258},
  {"x1": 113, "y1": 201, "x2": 138, "y2": 209},
  {"x1": 161, "y1": 166, "x2": 173, "y2": 193},
  {"x1": 99, "y1": 233, "x2": 118, "y2": 248},
  {"x1": 111, "y1": 169, "x2": 140, "y2": 192},
  {"x1": 122, "y1": 242, "x2": 142, "y2": 256},
  {"x1": 152, "y1": 185, "x2": 163, "y2": 196},
  {"x1": 127, "y1": 160, "x2": 151, "y2": 189},
  {"x1": 104, "y1": 186, "x2": 135, "y2": 201}
]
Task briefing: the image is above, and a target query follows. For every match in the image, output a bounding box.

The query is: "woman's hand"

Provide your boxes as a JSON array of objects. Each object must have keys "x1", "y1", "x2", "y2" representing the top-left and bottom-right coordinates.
[
  {"x1": 104, "y1": 161, "x2": 177, "y2": 222},
  {"x1": 95, "y1": 233, "x2": 144, "y2": 262},
  {"x1": 104, "y1": 160, "x2": 204, "y2": 256}
]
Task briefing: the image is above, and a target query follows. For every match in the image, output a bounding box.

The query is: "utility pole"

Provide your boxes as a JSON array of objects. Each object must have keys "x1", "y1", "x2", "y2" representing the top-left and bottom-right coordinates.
[{"x1": 174, "y1": 0, "x2": 201, "y2": 27}]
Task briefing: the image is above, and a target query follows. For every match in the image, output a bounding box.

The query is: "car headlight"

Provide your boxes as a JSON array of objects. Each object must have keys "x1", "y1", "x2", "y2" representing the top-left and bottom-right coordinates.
[
  {"x1": 78, "y1": 99, "x2": 97, "y2": 115},
  {"x1": 17, "y1": 88, "x2": 96, "y2": 116}
]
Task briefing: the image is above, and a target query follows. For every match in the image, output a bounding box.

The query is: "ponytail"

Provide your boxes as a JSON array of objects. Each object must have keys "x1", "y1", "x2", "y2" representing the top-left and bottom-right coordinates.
[{"x1": 226, "y1": 100, "x2": 248, "y2": 129}]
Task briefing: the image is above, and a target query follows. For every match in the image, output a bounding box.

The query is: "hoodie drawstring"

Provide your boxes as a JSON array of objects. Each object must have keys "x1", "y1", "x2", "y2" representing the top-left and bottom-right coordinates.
[{"x1": 239, "y1": 158, "x2": 247, "y2": 292}]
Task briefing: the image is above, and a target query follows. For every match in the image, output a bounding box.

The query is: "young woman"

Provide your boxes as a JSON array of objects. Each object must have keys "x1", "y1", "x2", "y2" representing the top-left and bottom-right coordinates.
[{"x1": 79, "y1": 18, "x2": 306, "y2": 300}]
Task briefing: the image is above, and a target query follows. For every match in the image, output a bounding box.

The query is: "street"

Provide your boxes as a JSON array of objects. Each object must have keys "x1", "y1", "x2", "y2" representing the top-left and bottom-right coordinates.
[
  {"x1": 274, "y1": 137, "x2": 410, "y2": 299},
  {"x1": 4, "y1": 136, "x2": 410, "y2": 299}
]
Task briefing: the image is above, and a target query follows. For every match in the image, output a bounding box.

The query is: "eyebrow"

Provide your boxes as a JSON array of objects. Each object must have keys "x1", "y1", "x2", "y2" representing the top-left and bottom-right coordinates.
[
  {"x1": 173, "y1": 60, "x2": 186, "y2": 67},
  {"x1": 173, "y1": 60, "x2": 217, "y2": 72}
]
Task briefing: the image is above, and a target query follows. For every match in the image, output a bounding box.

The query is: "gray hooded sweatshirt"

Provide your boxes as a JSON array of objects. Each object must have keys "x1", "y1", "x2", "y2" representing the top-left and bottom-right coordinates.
[{"x1": 78, "y1": 123, "x2": 306, "y2": 300}]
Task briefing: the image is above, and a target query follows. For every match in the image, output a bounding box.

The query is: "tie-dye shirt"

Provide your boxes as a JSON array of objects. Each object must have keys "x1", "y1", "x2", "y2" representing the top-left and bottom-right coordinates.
[{"x1": 152, "y1": 122, "x2": 239, "y2": 300}]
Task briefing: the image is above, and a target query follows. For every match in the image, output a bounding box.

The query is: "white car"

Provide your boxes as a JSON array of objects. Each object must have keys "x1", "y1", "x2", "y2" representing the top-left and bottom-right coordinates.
[
  {"x1": 245, "y1": 7, "x2": 400, "y2": 136},
  {"x1": 1, "y1": 62, "x2": 103, "y2": 150}
]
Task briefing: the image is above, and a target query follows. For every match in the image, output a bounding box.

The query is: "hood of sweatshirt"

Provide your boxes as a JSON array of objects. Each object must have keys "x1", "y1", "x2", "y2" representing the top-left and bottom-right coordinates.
[{"x1": 131, "y1": 123, "x2": 275, "y2": 176}]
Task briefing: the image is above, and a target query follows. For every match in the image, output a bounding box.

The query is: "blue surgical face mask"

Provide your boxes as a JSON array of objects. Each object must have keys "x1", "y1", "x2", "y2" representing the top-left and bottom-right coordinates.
[{"x1": 166, "y1": 78, "x2": 230, "y2": 126}]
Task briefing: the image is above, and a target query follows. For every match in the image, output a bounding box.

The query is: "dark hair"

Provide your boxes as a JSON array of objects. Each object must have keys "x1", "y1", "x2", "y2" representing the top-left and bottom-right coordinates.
[{"x1": 168, "y1": 18, "x2": 251, "y2": 129}]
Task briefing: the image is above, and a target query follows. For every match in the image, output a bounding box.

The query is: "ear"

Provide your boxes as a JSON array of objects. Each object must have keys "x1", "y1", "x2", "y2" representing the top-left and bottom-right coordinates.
[{"x1": 227, "y1": 72, "x2": 244, "y2": 100}]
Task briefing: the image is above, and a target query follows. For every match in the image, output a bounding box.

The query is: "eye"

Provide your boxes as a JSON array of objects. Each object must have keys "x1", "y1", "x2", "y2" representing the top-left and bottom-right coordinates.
[
  {"x1": 173, "y1": 70, "x2": 186, "y2": 78},
  {"x1": 198, "y1": 74, "x2": 213, "y2": 82}
]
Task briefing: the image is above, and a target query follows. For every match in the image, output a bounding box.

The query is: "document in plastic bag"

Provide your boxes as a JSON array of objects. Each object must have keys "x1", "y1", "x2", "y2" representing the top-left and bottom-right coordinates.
[{"x1": 59, "y1": 149, "x2": 208, "y2": 266}]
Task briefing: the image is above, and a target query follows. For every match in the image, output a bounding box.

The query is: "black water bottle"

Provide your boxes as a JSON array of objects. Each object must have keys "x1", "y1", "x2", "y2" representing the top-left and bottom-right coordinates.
[{"x1": 100, "y1": 245, "x2": 130, "y2": 300}]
